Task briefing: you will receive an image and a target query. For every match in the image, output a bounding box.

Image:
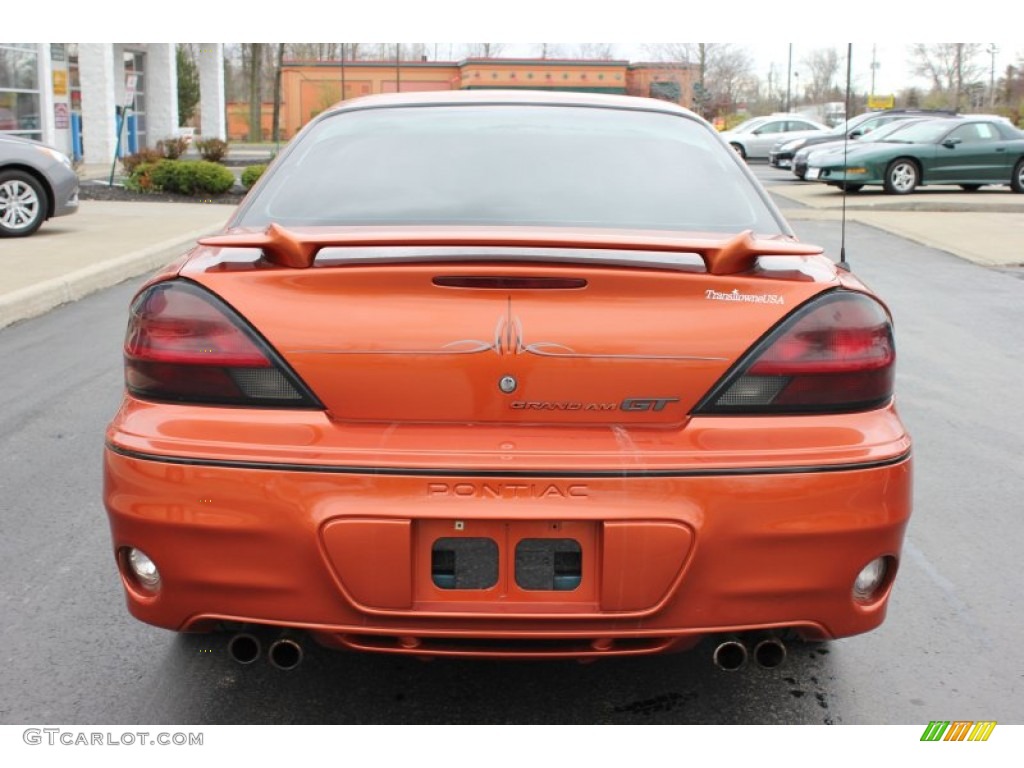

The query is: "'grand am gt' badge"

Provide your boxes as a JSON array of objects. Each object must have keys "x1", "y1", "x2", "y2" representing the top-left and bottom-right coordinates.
[{"x1": 705, "y1": 288, "x2": 785, "y2": 305}]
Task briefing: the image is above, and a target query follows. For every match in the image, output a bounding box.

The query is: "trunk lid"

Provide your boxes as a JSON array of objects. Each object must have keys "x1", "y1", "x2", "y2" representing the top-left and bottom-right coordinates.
[{"x1": 183, "y1": 245, "x2": 837, "y2": 426}]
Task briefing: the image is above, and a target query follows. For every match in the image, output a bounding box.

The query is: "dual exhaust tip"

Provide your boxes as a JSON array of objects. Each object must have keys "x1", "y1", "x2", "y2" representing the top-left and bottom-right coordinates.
[
  {"x1": 229, "y1": 630, "x2": 784, "y2": 671},
  {"x1": 713, "y1": 634, "x2": 787, "y2": 671},
  {"x1": 228, "y1": 633, "x2": 303, "y2": 670}
]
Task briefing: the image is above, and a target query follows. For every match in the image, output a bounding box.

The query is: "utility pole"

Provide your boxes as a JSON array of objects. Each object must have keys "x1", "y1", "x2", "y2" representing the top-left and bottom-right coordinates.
[
  {"x1": 987, "y1": 43, "x2": 998, "y2": 107},
  {"x1": 954, "y1": 43, "x2": 964, "y2": 111},
  {"x1": 785, "y1": 44, "x2": 792, "y2": 113}
]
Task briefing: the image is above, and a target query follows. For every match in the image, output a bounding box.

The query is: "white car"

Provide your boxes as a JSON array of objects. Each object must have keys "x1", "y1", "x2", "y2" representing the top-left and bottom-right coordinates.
[{"x1": 720, "y1": 114, "x2": 830, "y2": 161}]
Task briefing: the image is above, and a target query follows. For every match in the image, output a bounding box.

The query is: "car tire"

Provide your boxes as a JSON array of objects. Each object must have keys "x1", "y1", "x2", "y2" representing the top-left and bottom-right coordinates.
[
  {"x1": 1011, "y1": 159, "x2": 1024, "y2": 194},
  {"x1": 839, "y1": 183, "x2": 863, "y2": 192},
  {"x1": 959, "y1": 184, "x2": 981, "y2": 192},
  {"x1": 730, "y1": 143, "x2": 747, "y2": 160},
  {"x1": 883, "y1": 159, "x2": 919, "y2": 195},
  {"x1": 0, "y1": 170, "x2": 47, "y2": 237}
]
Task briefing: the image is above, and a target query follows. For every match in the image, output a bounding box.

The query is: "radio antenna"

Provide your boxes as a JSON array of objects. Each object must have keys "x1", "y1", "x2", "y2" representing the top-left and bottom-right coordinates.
[{"x1": 839, "y1": 43, "x2": 853, "y2": 271}]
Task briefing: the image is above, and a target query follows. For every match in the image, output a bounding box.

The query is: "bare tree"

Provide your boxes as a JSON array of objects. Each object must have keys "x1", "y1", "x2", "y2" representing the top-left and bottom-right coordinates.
[
  {"x1": 357, "y1": 43, "x2": 429, "y2": 61},
  {"x1": 570, "y1": 43, "x2": 617, "y2": 60},
  {"x1": 803, "y1": 48, "x2": 841, "y2": 104},
  {"x1": 271, "y1": 43, "x2": 285, "y2": 143},
  {"x1": 535, "y1": 43, "x2": 564, "y2": 59},
  {"x1": 909, "y1": 43, "x2": 985, "y2": 110},
  {"x1": 641, "y1": 43, "x2": 754, "y2": 113},
  {"x1": 708, "y1": 45, "x2": 757, "y2": 114},
  {"x1": 246, "y1": 43, "x2": 263, "y2": 142},
  {"x1": 339, "y1": 43, "x2": 368, "y2": 61},
  {"x1": 641, "y1": 43, "x2": 697, "y2": 63},
  {"x1": 464, "y1": 43, "x2": 507, "y2": 58},
  {"x1": 287, "y1": 43, "x2": 340, "y2": 62}
]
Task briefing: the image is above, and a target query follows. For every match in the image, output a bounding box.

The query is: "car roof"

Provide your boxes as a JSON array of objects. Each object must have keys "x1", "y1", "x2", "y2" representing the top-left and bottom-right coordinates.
[{"x1": 322, "y1": 89, "x2": 702, "y2": 120}]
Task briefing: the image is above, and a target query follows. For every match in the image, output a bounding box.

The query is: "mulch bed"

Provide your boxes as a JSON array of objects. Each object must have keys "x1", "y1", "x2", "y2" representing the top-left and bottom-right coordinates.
[{"x1": 78, "y1": 181, "x2": 246, "y2": 206}]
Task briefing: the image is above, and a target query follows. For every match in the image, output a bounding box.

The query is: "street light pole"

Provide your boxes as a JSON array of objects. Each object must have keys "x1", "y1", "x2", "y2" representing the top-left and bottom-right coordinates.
[{"x1": 870, "y1": 44, "x2": 879, "y2": 98}]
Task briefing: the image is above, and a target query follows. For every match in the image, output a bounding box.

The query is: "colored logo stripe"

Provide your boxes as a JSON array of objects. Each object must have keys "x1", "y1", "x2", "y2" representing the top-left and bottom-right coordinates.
[
  {"x1": 920, "y1": 721, "x2": 996, "y2": 742},
  {"x1": 968, "y1": 722, "x2": 997, "y2": 742},
  {"x1": 944, "y1": 721, "x2": 974, "y2": 741}
]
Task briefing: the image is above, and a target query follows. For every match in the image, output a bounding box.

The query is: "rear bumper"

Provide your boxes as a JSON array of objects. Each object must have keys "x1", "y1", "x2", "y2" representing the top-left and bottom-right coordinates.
[{"x1": 104, "y1": 433, "x2": 912, "y2": 657}]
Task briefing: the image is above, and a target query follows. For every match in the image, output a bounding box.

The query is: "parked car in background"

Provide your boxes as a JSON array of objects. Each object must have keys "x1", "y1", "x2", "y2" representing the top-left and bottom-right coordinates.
[
  {"x1": 806, "y1": 117, "x2": 1024, "y2": 194},
  {"x1": 770, "y1": 108, "x2": 956, "y2": 175},
  {"x1": 719, "y1": 114, "x2": 829, "y2": 160},
  {"x1": 792, "y1": 117, "x2": 941, "y2": 180},
  {"x1": 0, "y1": 134, "x2": 79, "y2": 237},
  {"x1": 104, "y1": 90, "x2": 912, "y2": 668}
]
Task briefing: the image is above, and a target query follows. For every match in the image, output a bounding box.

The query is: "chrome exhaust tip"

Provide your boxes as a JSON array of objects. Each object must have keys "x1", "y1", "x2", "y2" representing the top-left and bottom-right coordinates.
[
  {"x1": 227, "y1": 633, "x2": 261, "y2": 665},
  {"x1": 712, "y1": 637, "x2": 748, "y2": 671},
  {"x1": 268, "y1": 637, "x2": 304, "y2": 671},
  {"x1": 753, "y1": 635, "x2": 787, "y2": 669}
]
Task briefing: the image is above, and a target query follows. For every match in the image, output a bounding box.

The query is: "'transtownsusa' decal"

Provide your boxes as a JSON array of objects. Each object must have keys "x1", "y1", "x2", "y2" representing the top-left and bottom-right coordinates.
[{"x1": 511, "y1": 397, "x2": 680, "y2": 412}]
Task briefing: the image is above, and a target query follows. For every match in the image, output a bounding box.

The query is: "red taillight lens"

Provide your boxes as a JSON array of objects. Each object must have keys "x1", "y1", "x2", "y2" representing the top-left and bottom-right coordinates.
[
  {"x1": 698, "y1": 291, "x2": 895, "y2": 414},
  {"x1": 124, "y1": 281, "x2": 319, "y2": 407}
]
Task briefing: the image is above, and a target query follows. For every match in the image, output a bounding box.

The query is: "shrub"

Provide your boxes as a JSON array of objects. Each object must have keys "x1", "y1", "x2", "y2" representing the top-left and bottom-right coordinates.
[
  {"x1": 194, "y1": 137, "x2": 229, "y2": 163},
  {"x1": 127, "y1": 159, "x2": 235, "y2": 196},
  {"x1": 241, "y1": 164, "x2": 267, "y2": 190},
  {"x1": 123, "y1": 161, "x2": 161, "y2": 192},
  {"x1": 121, "y1": 147, "x2": 163, "y2": 174},
  {"x1": 156, "y1": 136, "x2": 190, "y2": 160}
]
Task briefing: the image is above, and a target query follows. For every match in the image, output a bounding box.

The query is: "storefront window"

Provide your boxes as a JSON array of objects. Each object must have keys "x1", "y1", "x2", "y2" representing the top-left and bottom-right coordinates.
[
  {"x1": 67, "y1": 43, "x2": 81, "y2": 113},
  {"x1": 0, "y1": 43, "x2": 41, "y2": 137}
]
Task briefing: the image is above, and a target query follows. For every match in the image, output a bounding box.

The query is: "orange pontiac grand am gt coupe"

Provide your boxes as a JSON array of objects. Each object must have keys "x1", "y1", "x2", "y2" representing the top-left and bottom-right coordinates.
[{"x1": 103, "y1": 91, "x2": 912, "y2": 671}]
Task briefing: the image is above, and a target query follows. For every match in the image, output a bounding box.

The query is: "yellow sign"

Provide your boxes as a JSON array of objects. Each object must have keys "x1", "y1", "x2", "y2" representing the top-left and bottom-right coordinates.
[
  {"x1": 868, "y1": 95, "x2": 895, "y2": 110},
  {"x1": 52, "y1": 70, "x2": 68, "y2": 96}
]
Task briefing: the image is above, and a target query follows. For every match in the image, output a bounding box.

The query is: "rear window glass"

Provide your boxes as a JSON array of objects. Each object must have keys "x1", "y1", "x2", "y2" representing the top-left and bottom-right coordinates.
[{"x1": 236, "y1": 104, "x2": 783, "y2": 235}]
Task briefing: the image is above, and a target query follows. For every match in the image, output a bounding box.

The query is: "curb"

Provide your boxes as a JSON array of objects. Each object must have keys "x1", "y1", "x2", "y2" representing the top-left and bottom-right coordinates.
[{"x1": 0, "y1": 226, "x2": 217, "y2": 331}]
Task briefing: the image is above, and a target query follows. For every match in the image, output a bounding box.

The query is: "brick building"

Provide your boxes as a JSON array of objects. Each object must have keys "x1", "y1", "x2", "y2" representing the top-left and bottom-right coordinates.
[{"x1": 230, "y1": 57, "x2": 698, "y2": 141}]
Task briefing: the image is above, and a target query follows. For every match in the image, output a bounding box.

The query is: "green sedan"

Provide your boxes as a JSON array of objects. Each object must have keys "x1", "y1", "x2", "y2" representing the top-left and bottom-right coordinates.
[{"x1": 805, "y1": 118, "x2": 1024, "y2": 194}]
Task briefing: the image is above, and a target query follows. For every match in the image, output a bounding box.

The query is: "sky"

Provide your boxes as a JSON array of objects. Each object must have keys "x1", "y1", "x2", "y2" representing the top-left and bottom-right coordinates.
[
  {"x1": 17, "y1": 1, "x2": 1023, "y2": 98},
  {"x1": 495, "y1": 42, "x2": 1019, "y2": 97}
]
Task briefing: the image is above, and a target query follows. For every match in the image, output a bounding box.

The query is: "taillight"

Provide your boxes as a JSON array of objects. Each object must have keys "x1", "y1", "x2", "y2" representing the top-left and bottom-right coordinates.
[
  {"x1": 124, "y1": 281, "x2": 320, "y2": 407},
  {"x1": 697, "y1": 291, "x2": 895, "y2": 414}
]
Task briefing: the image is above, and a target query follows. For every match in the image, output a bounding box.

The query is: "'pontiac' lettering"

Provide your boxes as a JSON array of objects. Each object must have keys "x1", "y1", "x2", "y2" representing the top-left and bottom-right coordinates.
[{"x1": 426, "y1": 483, "x2": 589, "y2": 499}]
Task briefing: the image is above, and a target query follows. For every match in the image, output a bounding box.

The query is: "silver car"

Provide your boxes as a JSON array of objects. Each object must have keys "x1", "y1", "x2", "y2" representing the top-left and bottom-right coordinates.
[
  {"x1": 719, "y1": 113, "x2": 830, "y2": 161},
  {"x1": 0, "y1": 135, "x2": 79, "y2": 237}
]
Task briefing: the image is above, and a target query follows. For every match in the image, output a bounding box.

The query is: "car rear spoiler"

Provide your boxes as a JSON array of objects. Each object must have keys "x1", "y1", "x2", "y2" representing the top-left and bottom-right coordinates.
[{"x1": 198, "y1": 224, "x2": 823, "y2": 276}]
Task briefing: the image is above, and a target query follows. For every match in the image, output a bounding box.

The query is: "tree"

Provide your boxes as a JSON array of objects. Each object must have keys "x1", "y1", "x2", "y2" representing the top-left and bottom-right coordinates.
[
  {"x1": 288, "y1": 43, "x2": 340, "y2": 62},
  {"x1": 246, "y1": 43, "x2": 264, "y2": 142},
  {"x1": 705, "y1": 44, "x2": 755, "y2": 112},
  {"x1": 641, "y1": 43, "x2": 697, "y2": 64},
  {"x1": 571, "y1": 43, "x2": 617, "y2": 60},
  {"x1": 641, "y1": 43, "x2": 754, "y2": 116},
  {"x1": 464, "y1": 43, "x2": 506, "y2": 58},
  {"x1": 803, "y1": 48, "x2": 840, "y2": 104},
  {"x1": 535, "y1": 43, "x2": 564, "y2": 59},
  {"x1": 909, "y1": 43, "x2": 984, "y2": 110},
  {"x1": 271, "y1": 43, "x2": 285, "y2": 143},
  {"x1": 176, "y1": 44, "x2": 200, "y2": 127}
]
